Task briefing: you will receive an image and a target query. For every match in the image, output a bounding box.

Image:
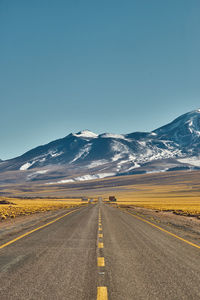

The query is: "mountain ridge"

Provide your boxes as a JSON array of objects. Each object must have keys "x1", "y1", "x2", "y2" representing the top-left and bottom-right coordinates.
[{"x1": 1, "y1": 109, "x2": 200, "y2": 184}]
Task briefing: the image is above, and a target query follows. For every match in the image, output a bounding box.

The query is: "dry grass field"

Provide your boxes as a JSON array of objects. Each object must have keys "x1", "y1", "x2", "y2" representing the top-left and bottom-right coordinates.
[
  {"x1": 110, "y1": 185, "x2": 200, "y2": 216},
  {"x1": 0, "y1": 197, "x2": 84, "y2": 220},
  {"x1": 1, "y1": 170, "x2": 200, "y2": 218},
  {"x1": 101, "y1": 171, "x2": 200, "y2": 216}
]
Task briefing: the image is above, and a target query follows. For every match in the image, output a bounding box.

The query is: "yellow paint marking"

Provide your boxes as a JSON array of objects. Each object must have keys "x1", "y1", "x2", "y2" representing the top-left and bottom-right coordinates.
[
  {"x1": 99, "y1": 233, "x2": 103, "y2": 238},
  {"x1": 97, "y1": 257, "x2": 105, "y2": 267},
  {"x1": 98, "y1": 242, "x2": 104, "y2": 248},
  {"x1": 99, "y1": 227, "x2": 102, "y2": 231},
  {"x1": 97, "y1": 287, "x2": 108, "y2": 300},
  {"x1": 0, "y1": 208, "x2": 80, "y2": 250},
  {"x1": 124, "y1": 210, "x2": 200, "y2": 250},
  {"x1": 99, "y1": 223, "x2": 102, "y2": 226}
]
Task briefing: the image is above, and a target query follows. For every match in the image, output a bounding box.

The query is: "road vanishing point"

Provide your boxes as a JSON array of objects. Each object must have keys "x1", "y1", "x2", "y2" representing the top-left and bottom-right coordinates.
[{"x1": 0, "y1": 201, "x2": 200, "y2": 300}]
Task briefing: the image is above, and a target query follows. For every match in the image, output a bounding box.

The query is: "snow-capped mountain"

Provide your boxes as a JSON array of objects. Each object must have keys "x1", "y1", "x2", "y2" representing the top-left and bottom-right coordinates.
[
  {"x1": 153, "y1": 109, "x2": 200, "y2": 153},
  {"x1": 1, "y1": 110, "x2": 200, "y2": 184}
]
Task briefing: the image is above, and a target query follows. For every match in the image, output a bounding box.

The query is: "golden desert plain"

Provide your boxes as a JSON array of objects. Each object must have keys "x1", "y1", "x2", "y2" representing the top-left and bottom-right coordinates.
[{"x1": 1, "y1": 169, "x2": 200, "y2": 221}]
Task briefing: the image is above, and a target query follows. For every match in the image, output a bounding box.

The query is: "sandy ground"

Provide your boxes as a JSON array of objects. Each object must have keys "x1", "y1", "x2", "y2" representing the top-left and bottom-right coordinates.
[{"x1": 117, "y1": 205, "x2": 200, "y2": 245}]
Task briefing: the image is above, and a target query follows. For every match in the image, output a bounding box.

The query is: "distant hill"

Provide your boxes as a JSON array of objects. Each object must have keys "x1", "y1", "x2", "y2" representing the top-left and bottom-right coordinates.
[{"x1": 1, "y1": 110, "x2": 200, "y2": 184}]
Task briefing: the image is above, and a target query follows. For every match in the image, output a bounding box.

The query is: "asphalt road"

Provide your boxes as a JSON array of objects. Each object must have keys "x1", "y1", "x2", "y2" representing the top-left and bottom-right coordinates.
[{"x1": 0, "y1": 202, "x2": 200, "y2": 299}]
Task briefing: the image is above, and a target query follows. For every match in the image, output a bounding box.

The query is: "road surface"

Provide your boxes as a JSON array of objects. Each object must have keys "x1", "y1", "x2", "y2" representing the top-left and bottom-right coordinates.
[{"x1": 0, "y1": 202, "x2": 200, "y2": 299}]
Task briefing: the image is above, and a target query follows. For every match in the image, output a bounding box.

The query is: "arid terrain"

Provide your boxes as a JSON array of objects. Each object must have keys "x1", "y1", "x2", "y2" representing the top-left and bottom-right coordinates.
[
  {"x1": 1, "y1": 169, "x2": 200, "y2": 213},
  {"x1": 1, "y1": 170, "x2": 200, "y2": 299}
]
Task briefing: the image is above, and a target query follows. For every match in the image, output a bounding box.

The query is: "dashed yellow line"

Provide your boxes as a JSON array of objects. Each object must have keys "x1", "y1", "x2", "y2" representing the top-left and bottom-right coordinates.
[
  {"x1": 97, "y1": 210, "x2": 108, "y2": 299},
  {"x1": 0, "y1": 208, "x2": 81, "y2": 250},
  {"x1": 98, "y1": 242, "x2": 104, "y2": 248},
  {"x1": 124, "y1": 210, "x2": 200, "y2": 250},
  {"x1": 97, "y1": 287, "x2": 108, "y2": 300},
  {"x1": 97, "y1": 257, "x2": 105, "y2": 267}
]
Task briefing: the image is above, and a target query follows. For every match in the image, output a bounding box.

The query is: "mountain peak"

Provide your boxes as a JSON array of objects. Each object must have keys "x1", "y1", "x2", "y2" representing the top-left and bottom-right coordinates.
[
  {"x1": 73, "y1": 130, "x2": 98, "y2": 138},
  {"x1": 153, "y1": 109, "x2": 200, "y2": 147},
  {"x1": 2, "y1": 109, "x2": 200, "y2": 183}
]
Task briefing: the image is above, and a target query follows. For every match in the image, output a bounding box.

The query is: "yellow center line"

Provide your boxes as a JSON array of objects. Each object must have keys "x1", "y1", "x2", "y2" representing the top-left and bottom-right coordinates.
[
  {"x1": 97, "y1": 257, "x2": 105, "y2": 267},
  {"x1": 97, "y1": 287, "x2": 108, "y2": 300},
  {"x1": 98, "y1": 242, "x2": 104, "y2": 248},
  {"x1": 123, "y1": 209, "x2": 200, "y2": 250},
  {"x1": 0, "y1": 208, "x2": 81, "y2": 250},
  {"x1": 99, "y1": 233, "x2": 103, "y2": 238},
  {"x1": 99, "y1": 223, "x2": 102, "y2": 226}
]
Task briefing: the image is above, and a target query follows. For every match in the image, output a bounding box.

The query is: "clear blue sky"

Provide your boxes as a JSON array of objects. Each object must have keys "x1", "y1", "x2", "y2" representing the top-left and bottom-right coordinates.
[{"x1": 0, "y1": 0, "x2": 200, "y2": 159}]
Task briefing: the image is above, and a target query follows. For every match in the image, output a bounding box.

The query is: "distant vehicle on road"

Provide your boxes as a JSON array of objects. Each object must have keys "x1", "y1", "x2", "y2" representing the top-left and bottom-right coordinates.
[
  {"x1": 109, "y1": 196, "x2": 117, "y2": 202},
  {"x1": 82, "y1": 197, "x2": 88, "y2": 202}
]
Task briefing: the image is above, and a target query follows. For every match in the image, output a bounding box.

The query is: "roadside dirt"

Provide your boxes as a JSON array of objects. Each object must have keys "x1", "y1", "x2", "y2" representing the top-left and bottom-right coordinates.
[{"x1": 115, "y1": 204, "x2": 200, "y2": 245}]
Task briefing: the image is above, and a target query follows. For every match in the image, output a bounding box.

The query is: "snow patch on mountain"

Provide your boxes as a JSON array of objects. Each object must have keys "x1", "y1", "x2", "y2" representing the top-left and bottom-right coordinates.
[
  {"x1": 101, "y1": 133, "x2": 130, "y2": 141},
  {"x1": 49, "y1": 151, "x2": 64, "y2": 158},
  {"x1": 56, "y1": 179, "x2": 74, "y2": 184},
  {"x1": 126, "y1": 163, "x2": 140, "y2": 171},
  {"x1": 70, "y1": 144, "x2": 92, "y2": 163},
  {"x1": 47, "y1": 172, "x2": 115, "y2": 184},
  {"x1": 74, "y1": 130, "x2": 98, "y2": 138},
  {"x1": 111, "y1": 140, "x2": 129, "y2": 154},
  {"x1": 27, "y1": 169, "x2": 49, "y2": 180},
  {"x1": 138, "y1": 141, "x2": 146, "y2": 147},
  {"x1": 135, "y1": 145, "x2": 182, "y2": 164},
  {"x1": 20, "y1": 161, "x2": 36, "y2": 170},
  {"x1": 112, "y1": 153, "x2": 123, "y2": 162},
  {"x1": 33, "y1": 170, "x2": 48, "y2": 175},
  {"x1": 146, "y1": 168, "x2": 169, "y2": 174},
  {"x1": 177, "y1": 157, "x2": 200, "y2": 167},
  {"x1": 75, "y1": 173, "x2": 115, "y2": 181},
  {"x1": 88, "y1": 160, "x2": 108, "y2": 168}
]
